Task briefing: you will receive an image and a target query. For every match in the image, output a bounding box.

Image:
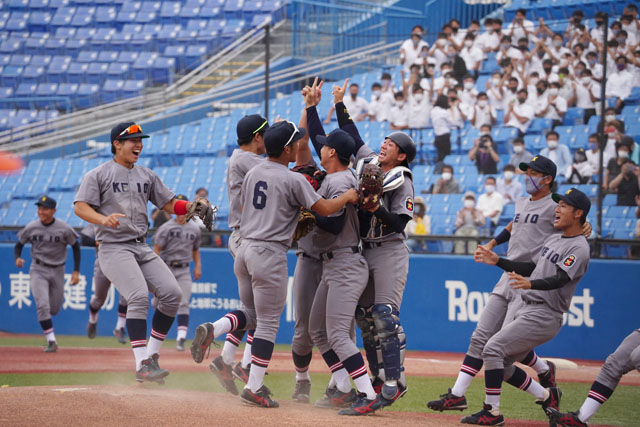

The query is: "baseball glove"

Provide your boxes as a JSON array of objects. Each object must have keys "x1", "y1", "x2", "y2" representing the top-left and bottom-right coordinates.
[
  {"x1": 291, "y1": 163, "x2": 327, "y2": 191},
  {"x1": 292, "y1": 208, "x2": 316, "y2": 241},
  {"x1": 186, "y1": 197, "x2": 217, "y2": 231},
  {"x1": 359, "y1": 163, "x2": 384, "y2": 210}
]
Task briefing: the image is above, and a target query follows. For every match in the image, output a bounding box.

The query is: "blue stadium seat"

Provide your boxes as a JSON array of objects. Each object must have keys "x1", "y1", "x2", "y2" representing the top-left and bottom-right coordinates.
[
  {"x1": 14, "y1": 83, "x2": 37, "y2": 108},
  {"x1": 123, "y1": 80, "x2": 145, "y2": 98},
  {"x1": 20, "y1": 65, "x2": 45, "y2": 85},
  {"x1": 151, "y1": 56, "x2": 175, "y2": 84},
  {"x1": 563, "y1": 107, "x2": 585, "y2": 126},
  {"x1": 86, "y1": 62, "x2": 108, "y2": 85},
  {"x1": 76, "y1": 50, "x2": 98, "y2": 63},
  {"x1": 528, "y1": 118, "x2": 553, "y2": 134},
  {"x1": 106, "y1": 62, "x2": 131, "y2": 80},
  {"x1": 75, "y1": 83, "x2": 99, "y2": 108},
  {"x1": 56, "y1": 83, "x2": 79, "y2": 108},
  {"x1": 35, "y1": 83, "x2": 58, "y2": 108},
  {"x1": 102, "y1": 79, "x2": 124, "y2": 103}
]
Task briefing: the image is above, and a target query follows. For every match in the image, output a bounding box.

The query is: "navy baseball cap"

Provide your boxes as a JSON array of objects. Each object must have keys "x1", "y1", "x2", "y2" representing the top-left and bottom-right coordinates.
[
  {"x1": 236, "y1": 114, "x2": 269, "y2": 143},
  {"x1": 264, "y1": 121, "x2": 306, "y2": 156},
  {"x1": 519, "y1": 155, "x2": 557, "y2": 179},
  {"x1": 176, "y1": 194, "x2": 188, "y2": 201},
  {"x1": 316, "y1": 129, "x2": 355, "y2": 160},
  {"x1": 111, "y1": 122, "x2": 149, "y2": 142},
  {"x1": 552, "y1": 188, "x2": 591, "y2": 216},
  {"x1": 35, "y1": 195, "x2": 56, "y2": 209}
]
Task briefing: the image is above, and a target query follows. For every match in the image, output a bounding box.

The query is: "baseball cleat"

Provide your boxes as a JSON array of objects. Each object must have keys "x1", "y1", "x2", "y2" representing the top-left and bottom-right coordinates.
[
  {"x1": 176, "y1": 338, "x2": 186, "y2": 352},
  {"x1": 378, "y1": 382, "x2": 408, "y2": 408},
  {"x1": 371, "y1": 376, "x2": 384, "y2": 394},
  {"x1": 545, "y1": 408, "x2": 588, "y2": 427},
  {"x1": 136, "y1": 354, "x2": 169, "y2": 384},
  {"x1": 337, "y1": 392, "x2": 382, "y2": 416},
  {"x1": 427, "y1": 388, "x2": 468, "y2": 411},
  {"x1": 460, "y1": 403, "x2": 505, "y2": 426},
  {"x1": 113, "y1": 328, "x2": 127, "y2": 344},
  {"x1": 537, "y1": 386, "x2": 562, "y2": 412},
  {"x1": 292, "y1": 379, "x2": 311, "y2": 403},
  {"x1": 87, "y1": 322, "x2": 97, "y2": 339},
  {"x1": 315, "y1": 387, "x2": 358, "y2": 409},
  {"x1": 44, "y1": 341, "x2": 58, "y2": 353},
  {"x1": 209, "y1": 355, "x2": 239, "y2": 395},
  {"x1": 190, "y1": 322, "x2": 214, "y2": 363},
  {"x1": 240, "y1": 385, "x2": 279, "y2": 408},
  {"x1": 539, "y1": 360, "x2": 557, "y2": 389},
  {"x1": 232, "y1": 362, "x2": 250, "y2": 384}
]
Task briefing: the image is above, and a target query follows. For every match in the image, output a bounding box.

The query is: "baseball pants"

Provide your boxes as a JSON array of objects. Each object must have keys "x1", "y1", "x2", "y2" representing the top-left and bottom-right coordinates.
[
  {"x1": 234, "y1": 240, "x2": 288, "y2": 342},
  {"x1": 291, "y1": 253, "x2": 323, "y2": 357},
  {"x1": 151, "y1": 266, "x2": 193, "y2": 316},
  {"x1": 595, "y1": 329, "x2": 640, "y2": 390},
  {"x1": 89, "y1": 258, "x2": 127, "y2": 310},
  {"x1": 229, "y1": 228, "x2": 242, "y2": 259},
  {"x1": 29, "y1": 263, "x2": 65, "y2": 322},
  {"x1": 359, "y1": 240, "x2": 409, "y2": 310},
  {"x1": 98, "y1": 242, "x2": 182, "y2": 319},
  {"x1": 309, "y1": 250, "x2": 368, "y2": 361}
]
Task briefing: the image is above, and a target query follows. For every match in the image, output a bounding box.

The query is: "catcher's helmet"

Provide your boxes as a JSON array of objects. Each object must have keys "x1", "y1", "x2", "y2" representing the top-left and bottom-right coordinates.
[{"x1": 386, "y1": 132, "x2": 416, "y2": 166}]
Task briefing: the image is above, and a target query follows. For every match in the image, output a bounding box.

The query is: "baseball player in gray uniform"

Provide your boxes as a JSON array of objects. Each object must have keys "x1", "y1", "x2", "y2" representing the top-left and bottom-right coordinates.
[
  {"x1": 152, "y1": 194, "x2": 202, "y2": 351},
  {"x1": 547, "y1": 329, "x2": 640, "y2": 426},
  {"x1": 210, "y1": 114, "x2": 267, "y2": 396},
  {"x1": 83, "y1": 223, "x2": 128, "y2": 344},
  {"x1": 15, "y1": 195, "x2": 81, "y2": 352},
  {"x1": 74, "y1": 122, "x2": 214, "y2": 384},
  {"x1": 190, "y1": 120, "x2": 358, "y2": 408},
  {"x1": 462, "y1": 187, "x2": 592, "y2": 426},
  {"x1": 330, "y1": 79, "x2": 416, "y2": 408}
]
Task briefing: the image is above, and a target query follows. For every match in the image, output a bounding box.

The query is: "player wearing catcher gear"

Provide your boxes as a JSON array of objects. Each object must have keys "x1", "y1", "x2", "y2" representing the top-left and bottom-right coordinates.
[
  {"x1": 152, "y1": 194, "x2": 202, "y2": 351},
  {"x1": 82, "y1": 223, "x2": 128, "y2": 344},
  {"x1": 15, "y1": 195, "x2": 81, "y2": 352},
  {"x1": 331, "y1": 79, "x2": 416, "y2": 409},
  {"x1": 547, "y1": 329, "x2": 640, "y2": 426},
  {"x1": 211, "y1": 114, "x2": 268, "y2": 396},
  {"x1": 74, "y1": 122, "x2": 214, "y2": 384},
  {"x1": 190, "y1": 120, "x2": 358, "y2": 408},
  {"x1": 462, "y1": 188, "x2": 591, "y2": 426}
]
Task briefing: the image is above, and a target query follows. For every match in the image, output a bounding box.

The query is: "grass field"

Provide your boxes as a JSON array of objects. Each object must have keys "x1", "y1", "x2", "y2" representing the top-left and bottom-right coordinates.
[{"x1": 1, "y1": 335, "x2": 639, "y2": 426}]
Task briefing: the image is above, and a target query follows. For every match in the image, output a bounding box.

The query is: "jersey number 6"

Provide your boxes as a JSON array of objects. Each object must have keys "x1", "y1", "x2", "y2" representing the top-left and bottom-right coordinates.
[{"x1": 252, "y1": 181, "x2": 268, "y2": 209}]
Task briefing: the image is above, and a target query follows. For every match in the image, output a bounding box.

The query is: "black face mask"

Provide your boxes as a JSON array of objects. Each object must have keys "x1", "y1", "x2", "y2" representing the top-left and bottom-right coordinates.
[
  {"x1": 536, "y1": 87, "x2": 545, "y2": 94},
  {"x1": 518, "y1": 97, "x2": 526, "y2": 104},
  {"x1": 519, "y1": 45, "x2": 528, "y2": 51},
  {"x1": 543, "y1": 67, "x2": 552, "y2": 73},
  {"x1": 595, "y1": 20, "x2": 603, "y2": 26},
  {"x1": 509, "y1": 87, "x2": 517, "y2": 93},
  {"x1": 452, "y1": 27, "x2": 459, "y2": 33}
]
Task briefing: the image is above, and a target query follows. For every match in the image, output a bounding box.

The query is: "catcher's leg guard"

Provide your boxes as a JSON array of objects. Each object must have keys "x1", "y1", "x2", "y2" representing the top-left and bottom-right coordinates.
[
  {"x1": 372, "y1": 304, "x2": 401, "y2": 381},
  {"x1": 356, "y1": 305, "x2": 379, "y2": 377},
  {"x1": 397, "y1": 322, "x2": 407, "y2": 386}
]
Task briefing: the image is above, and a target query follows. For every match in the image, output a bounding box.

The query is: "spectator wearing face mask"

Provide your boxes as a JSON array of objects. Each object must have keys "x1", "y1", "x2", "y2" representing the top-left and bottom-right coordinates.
[
  {"x1": 535, "y1": 81, "x2": 567, "y2": 128},
  {"x1": 615, "y1": 29, "x2": 634, "y2": 56},
  {"x1": 565, "y1": 10, "x2": 588, "y2": 39},
  {"x1": 367, "y1": 82, "x2": 394, "y2": 122},
  {"x1": 400, "y1": 25, "x2": 429, "y2": 73},
  {"x1": 502, "y1": 76, "x2": 520, "y2": 107},
  {"x1": 476, "y1": 18, "x2": 501, "y2": 57},
  {"x1": 486, "y1": 71, "x2": 506, "y2": 110},
  {"x1": 609, "y1": 158, "x2": 640, "y2": 206},
  {"x1": 459, "y1": 74, "x2": 479, "y2": 106},
  {"x1": 628, "y1": 48, "x2": 640, "y2": 87},
  {"x1": 540, "y1": 131, "x2": 572, "y2": 176},
  {"x1": 590, "y1": 12, "x2": 612, "y2": 45},
  {"x1": 586, "y1": 133, "x2": 613, "y2": 176},
  {"x1": 430, "y1": 32, "x2": 452, "y2": 70},
  {"x1": 565, "y1": 148, "x2": 593, "y2": 184},
  {"x1": 509, "y1": 137, "x2": 534, "y2": 170},
  {"x1": 606, "y1": 56, "x2": 635, "y2": 113},
  {"x1": 504, "y1": 89, "x2": 534, "y2": 136},
  {"x1": 454, "y1": 191, "x2": 486, "y2": 255},
  {"x1": 324, "y1": 82, "x2": 369, "y2": 124},
  {"x1": 470, "y1": 92, "x2": 497, "y2": 129},
  {"x1": 432, "y1": 94, "x2": 455, "y2": 163},
  {"x1": 497, "y1": 35, "x2": 524, "y2": 63},
  {"x1": 543, "y1": 33, "x2": 571, "y2": 63},
  {"x1": 604, "y1": 140, "x2": 635, "y2": 192},
  {"x1": 406, "y1": 84, "x2": 431, "y2": 129},
  {"x1": 389, "y1": 91, "x2": 409, "y2": 130},
  {"x1": 469, "y1": 134, "x2": 500, "y2": 174},
  {"x1": 433, "y1": 62, "x2": 456, "y2": 93},
  {"x1": 556, "y1": 67, "x2": 575, "y2": 102},
  {"x1": 430, "y1": 164, "x2": 461, "y2": 194},
  {"x1": 448, "y1": 18, "x2": 467, "y2": 48},
  {"x1": 496, "y1": 164, "x2": 523, "y2": 204},
  {"x1": 460, "y1": 35, "x2": 483, "y2": 77},
  {"x1": 584, "y1": 51, "x2": 603, "y2": 82},
  {"x1": 405, "y1": 196, "x2": 430, "y2": 252},
  {"x1": 569, "y1": 68, "x2": 600, "y2": 124},
  {"x1": 507, "y1": 8, "x2": 535, "y2": 43},
  {"x1": 602, "y1": 118, "x2": 626, "y2": 160},
  {"x1": 476, "y1": 176, "x2": 505, "y2": 232}
]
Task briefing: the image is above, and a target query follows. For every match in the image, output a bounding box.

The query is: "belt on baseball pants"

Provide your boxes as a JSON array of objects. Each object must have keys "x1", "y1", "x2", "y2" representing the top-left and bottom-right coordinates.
[
  {"x1": 169, "y1": 261, "x2": 190, "y2": 268},
  {"x1": 363, "y1": 241, "x2": 387, "y2": 249},
  {"x1": 321, "y1": 246, "x2": 360, "y2": 261},
  {"x1": 34, "y1": 258, "x2": 64, "y2": 268},
  {"x1": 522, "y1": 298, "x2": 544, "y2": 305},
  {"x1": 124, "y1": 235, "x2": 147, "y2": 244}
]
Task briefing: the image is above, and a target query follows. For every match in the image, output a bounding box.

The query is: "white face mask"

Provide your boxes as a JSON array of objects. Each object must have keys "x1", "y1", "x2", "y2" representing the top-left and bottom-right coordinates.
[
  {"x1": 605, "y1": 114, "x2": 616, "y2": 122},
  {"x1": 464, "y1": 199, "x2": 475, "y2": 208},
  {"x1": 548, "y1": 88, "x2": 559, "y2": 96},
  {"x1": 548, "y1": 140, "x2": 558, "y2": 149},
  {"x1": 491, "y1": 77, "x2": 500, "y2": 86},
  {"x1": 372, "y1": 90, "x2": 381, "y2": 98},
  {"x1": 464, "y1": 81, "x2": 474, "y2": 90},
  {"x1": 581, "y1": 77, "x2": 591, "y2": 85},
  {"x1": 513, "y1": 145, "x2": 524, "y2": 153},
  {"x1": 553, "y1": 39, "x2": 563, "y2": 48},
  {"x1": 504, "y1": 171, "x2": 514, "y2": 180},
  {"x1": 485, "y1": 185, "x2": 496, "y2": 194},
  {"x1": 530, "y1": 77, "x2": 539, "y2": 86},
  {"x1": 437, "y1": 39, "x2": 446, "y2": 47},
  {"x1": 478, "y1": 99, "x2": 488, "y2": 107},
  {"x1": 442, "y1": 172, "x2": 452, "y2": 181},
  {"x1": 414, "y1": 93, "x2": 423, "y2": 102},
  {"x1": 618, "y1": 150, "x2": 629, "y2": 159},
  {"x1": 464, "y1": 40, "x2": 473, "y2": 47}
]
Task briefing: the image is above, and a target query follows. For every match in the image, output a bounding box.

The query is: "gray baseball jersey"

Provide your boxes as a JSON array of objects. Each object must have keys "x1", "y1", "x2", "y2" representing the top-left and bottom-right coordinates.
[
  {"x1": 18, "y1": 218, "x2": 78, "y2": 265},
  {"x1": 239, "y1": 161, "x2": 321, "y2": 246},
  {"x1": 74, "y1": 159, "x2": 175, "y2": 242},
  {"x1": 227, "y1": 148, "x2": 265, "y2": 229},
  {"x1": 153, "y1": 219, "x2": 201, "y2": 264}
]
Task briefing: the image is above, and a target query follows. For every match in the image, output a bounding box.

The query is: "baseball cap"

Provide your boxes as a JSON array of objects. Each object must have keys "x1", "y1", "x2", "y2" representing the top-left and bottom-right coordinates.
[
  {"x1": 35, "y1": 195, "x2": 56, "y2": 209},
  {"x1": 519, "y1": 155, "x2": 557, "y2": 179},
  {"x1": 316, "y1": 129, "x2": 355, "y2": 160},
  {"x1": 264, "y1": 121, "x2": 306, "y2": 156},
  {"x1": 463, "y1": 190, "x2": 476, "y2": 200},
  {"x1": 176, "y1": 194, "x2": 188, "y2": 201},
  {"x1": 236, "y1": 114, "x2": 269, "y2": 143},
  {"x1": 111, "y1": 122, "x2": 149, "y2": 142},
  {"x1": 552, "y1": 187, "x2": 591, "y2": 216}
]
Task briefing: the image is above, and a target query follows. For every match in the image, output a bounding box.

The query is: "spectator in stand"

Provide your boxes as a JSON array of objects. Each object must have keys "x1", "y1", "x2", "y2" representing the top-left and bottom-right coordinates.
[
  {"x1": 569, "y1": 68, "x2": 600, "y2": 124},
  {"x1": 605, "y1": 140, "x2": 636, "y2": 194},
  {"x1": 389, "y1": 91, "x2": 409, "y2": 130},
  {"x1": 486, "y1": 71, "x2": 506, "y2": 110},
  {"x1": 609, "y1": 159, "x2": 640, "y2": 206},
  {"x1": 586, "y1": 133, "x2": 613, "y2": 177},
  {"x1": 497, "y1": 35, "x2": 524, "y2": 64},
  {"x1": 585, "y1": 50, "x2": 604, "y2": 82},
  {"x1": 430, "y1": 32, "x2": 452, "y2": 70},
  {"x1": 460, "y1": 33, "x2": 483, "y2": 76},
  {"x1": 565, "y1": 10, "x2": 588, "y2": 40},
  {"x1": 602, "y1": 118, "x2": 626, "y2": 160},
  {"x1": 476, "y1": 18, "x2": 501, "y2": 57},
  {"x1": 628, "y1": 47, "x2": 640, "y2": 87},
  {"x1": 468, "y1": 134, "x2": 499, "y2": 175},
  {"x1": 476, "y1": 176, "x2": 504, "y2": 233},
  {"x1": 544, "y1": 33, "x2": 572, "y2": 63},
  {"x1": 400, "y1": 25, "x2": 429, "y2": 73},
  {"x1": 590, "y1": 12, "x2": 610, "y2": 48},
  {"x1": 496, "y1": 164, "x2": 523, "y2": 204},
  {"x1": 405, "y1": 196, "x2": 430, "y2": 253},
  {"x1": 504, "y1": 88, "x2": 534, "y2": 136},
  {"x1": 535, "y1": 81, "x2": 567, "y2": 128},
  {"x1": 509, "y1": 137, "x2": 534, "y2": 171},
  {"x1": 406, "y1": 84, "x2": 431, "y2": 129},
  {"x1": 380, "y1": 72, "x2": 396, "y2": 96},
  {"x1": 606, "y1": 56, "x2": 635, "y2": 113},
  {"x1": 324, "y1": 82, "x2": 369, "y2": 123},
  {"x1": 430, "y1": 164, "x2": 461, "y2": 194},
  {"x1": 454, "y1": 191, "x2": 486, "y2": 255},
  {"x1": 432, "y1": 94, "x2": 455, "y2": 163},
  {"x1": 506, "y1": 8, "x2": 535, "y2": 43},
  {"x1": 565, "y1": 148, "x2": 593, "y2": 184},
  {"x1": 459, "y1": 74, "x2": 479, "y2": 107},
  {"x1": 540, "y1": 58, "x2": 559, "y2": 83},
  {"x1": 540, "y1": 131, "x2": 572, "y2": 177},
  {"x1": 470, "y1": 92, "x2": 497, "y2": 129},
  {"x1": 367, "y1": 82, "x2": 394, "y2": 122},
  {"x1": 448, "y1": 18, "x2": 467, "y2": 48}
]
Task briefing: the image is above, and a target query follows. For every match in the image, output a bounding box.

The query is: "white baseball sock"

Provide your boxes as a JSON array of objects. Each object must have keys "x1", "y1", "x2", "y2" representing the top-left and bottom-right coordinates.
[
  {"x1": 242, "y1": 342, "x2": 252, "y2": 368},
  {"x1": 147, "y1": 337, "x2": 163, "y2": 357},
  {"x1": 221, "y1": 341, "x2": 238, "y2": 366},
  {"x1": 177, "y1": 327, "x2": 187, "y2": 341},
  {"x1": 133, "y1": 346, "x2": 147, "y2": 371},
  {"x1": 578, "y1": 398, "x2": 601, "y2": 423},
  {"x1": 296, "y1": 369, "x2": 310, "y2": 382},
  {"x1": 89, "y1": 311, "x2": 98, "y2": 324},
  {"x1": 212, "y1": 318, "x2": 232, "y2": 339},
  {"x1": 45, "y1": 331, "x2": 56, "y2": 343},
  {"x1": 353, "y1": 375, "x2": 376, "y2": 400},
  {"x1": 451, "y1": 371, "x2": 474, "y2": 397},
  {"x1": 531, "y1": 356, "x2": 549, "y2": 375},
  {"x1": 248, "y1": 364, "x2": 267, "y2": 393},
  {"x1": 116, "y1": 315, "x2": 126, "y2": 330},
  {"x1": 333, "y1": 368, "x2": 352, "y2": 393}
]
